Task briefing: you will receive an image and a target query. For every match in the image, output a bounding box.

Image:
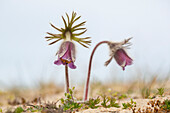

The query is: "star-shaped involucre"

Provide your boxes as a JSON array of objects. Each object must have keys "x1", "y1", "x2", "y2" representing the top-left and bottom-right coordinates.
[{"x1": 45, "y1": 11, "x2": 91, "y2": 48}]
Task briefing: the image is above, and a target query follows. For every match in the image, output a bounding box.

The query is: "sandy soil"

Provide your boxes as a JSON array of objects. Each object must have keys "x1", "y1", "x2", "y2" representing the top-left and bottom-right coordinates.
[{"x1": 0, "y1": 82, "x2": 169, "y2": 113}]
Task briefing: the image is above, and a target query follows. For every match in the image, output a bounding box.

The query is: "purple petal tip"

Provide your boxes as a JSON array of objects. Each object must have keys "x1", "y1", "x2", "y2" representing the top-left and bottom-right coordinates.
[
  {"x1": 68, "y1": 62, "x2": 76, "y2": 69},
  {"x1": 54, "y1": 59, "x2": 62, "y2": 65}
]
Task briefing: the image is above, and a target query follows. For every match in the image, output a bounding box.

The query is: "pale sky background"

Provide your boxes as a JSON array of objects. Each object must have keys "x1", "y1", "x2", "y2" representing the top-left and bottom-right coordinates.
[{"x1": 0, "y1": 0, "x2": 170, "y2": 89}]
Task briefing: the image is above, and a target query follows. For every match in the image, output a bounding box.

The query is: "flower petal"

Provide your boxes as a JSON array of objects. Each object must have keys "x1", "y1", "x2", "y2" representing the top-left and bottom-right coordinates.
[
  {"x1": 54, "y1": 59, "x2": 62, "y2": 65},
  {"x1": 55, "y1": 41, "x2": 76, "y2": 69},
  {"x1": 114, "y1": 49, "x2": 132, "y2": 70},
  {"x1": 60, "y1": 41, "x2": 75, "y2": 62},
  {"x1": 68, "y1": 62, "x2": 76, "y2": 69},
  {"x1": 70, "y1": 42, "x2": 76, "y2": 62},
  {"x1": 62, "y1": 49, "x2": 71, "y2": 60},
  {"x1": 58, "y1": 41, "x2": 70, "y2": 58},
  {"x1": 125, "y1": 55, "x2": 133, "y2": 65},
  {"x1": 114, "y1": 49, "x2": 126, "y2": 66}
]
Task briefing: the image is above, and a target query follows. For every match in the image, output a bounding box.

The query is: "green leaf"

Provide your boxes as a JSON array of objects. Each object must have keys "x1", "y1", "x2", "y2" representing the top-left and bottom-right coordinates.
[
  {"x1": 72, "y1": 21, "x2": 86, "y2": 29},
  {"x1": 131, "y1": 99, "x2": 133, "y2": 104},
  {"x1": 72, "y1": 16, "x2": 81, "y2": 24},
  {"x1": 69, "y1": 12, "x2": 77, "y2": 27},
  {"x1": 62, "y1": 16, "x2": 67, "y2": 29},
  {"x1": 14, "y1": 107, "x2": 24, "y2": 113},
  {"x1": 161, "y1": 99, "x2": 170, "y2": 110},
  {"x1": 61, "y1": 98, "x2": 64, "y2": 103},
  {"x1": 50, "y1": 23, "x2": 62, "y2": 32},
  {"x1": 157, "y1": 88, "x2": 164, "y2": 96},
  {"x1": 48, "y1": 38, "x2": 62, "y2": 45},
  {"x1": 73, "y1": 28, "x2": 86, "y2": 32},
  {"x1": 69, "y1": 89, "x2": 73, "y2": 95},
  {"x1": 73, "y1": 30, "x2": 87, "y2": 36},
  {"x1": 65, "y1": 13, "x2": 70, "y2": 26},
  {"x1": 77, "y1": 41, "x2": 89, "y2": 48},
  {"x1": 0, "y1": 108, "x2": 2, "y2": 113}
]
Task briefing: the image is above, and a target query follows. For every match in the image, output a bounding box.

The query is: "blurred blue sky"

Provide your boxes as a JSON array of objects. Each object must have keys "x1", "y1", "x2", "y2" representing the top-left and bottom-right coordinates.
[{"x1": 0, "y1": 0, "x2": 170, "y2": 88}]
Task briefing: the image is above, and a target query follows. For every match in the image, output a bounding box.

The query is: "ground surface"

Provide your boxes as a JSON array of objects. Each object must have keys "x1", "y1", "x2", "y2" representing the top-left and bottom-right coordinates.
[{"x1": 0, "y1": 81, "x2": 170, "y2": 113}]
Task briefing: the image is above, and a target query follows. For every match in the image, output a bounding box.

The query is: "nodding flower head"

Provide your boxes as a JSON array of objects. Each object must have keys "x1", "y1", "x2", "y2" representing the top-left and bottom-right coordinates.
[
  {"x1": 45, "y1": 12, "x2": 91, "y2": 69},
  {"x1": 45, "y1": 11, "x2": 91, "y2": 48},
  {"x1": 105, "y1": 38, "x2": 133, "y2": 70},
  {"x1": 54, "y1": 41, "x2": 76, "y2": 69}
]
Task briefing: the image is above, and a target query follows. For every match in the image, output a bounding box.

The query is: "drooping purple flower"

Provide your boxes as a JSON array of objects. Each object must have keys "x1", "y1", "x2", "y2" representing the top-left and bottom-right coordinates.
[
  {"x1": 84, "y1": 39, "x2": 133, "y2": 101},
  {"x1": 45, "y1": 12, "x2": 91, "y2": 94},
  {"x1": 54, "y1": 41, "x2": 76, "y2": 69},
  {"x1": 114, "y1": 49, "x2": 132, "y2": 70},
  {"x1": 105, "y1": 38, "x2": 133, "y2": 70}
]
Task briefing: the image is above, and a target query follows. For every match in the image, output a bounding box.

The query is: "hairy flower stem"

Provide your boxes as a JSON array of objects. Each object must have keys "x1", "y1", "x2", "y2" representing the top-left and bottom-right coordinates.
[
  {"x1": 84, "y1": 41, "x2": 110, "y2": 101},
  {"x1": 65, "y1": 64, "x2": 69, "y2": 93}
]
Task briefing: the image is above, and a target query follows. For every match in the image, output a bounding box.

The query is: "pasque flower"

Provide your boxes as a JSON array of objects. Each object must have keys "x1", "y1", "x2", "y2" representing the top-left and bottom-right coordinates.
[
  {"x1": 45, "y1": 12, "x2": 91, "y2": 93},
  {"x1": 45, "y1": 11, "x2": 91, "y2": 48},
  {"x1": 45, "y1": 12, "x2": 91, "y2": 69},
  {"x1": 84, "y1": 38, "x2": 133, "y2": 101},
  {"x1": 105, "y1": 37, "x2": 133, "y2": 70},
  {"x1": 54, "y1": 40, "x2": 76, "y2": 69},
  {"x1": 113, "y1": 49, "x2": 132, "y2": 70}
]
